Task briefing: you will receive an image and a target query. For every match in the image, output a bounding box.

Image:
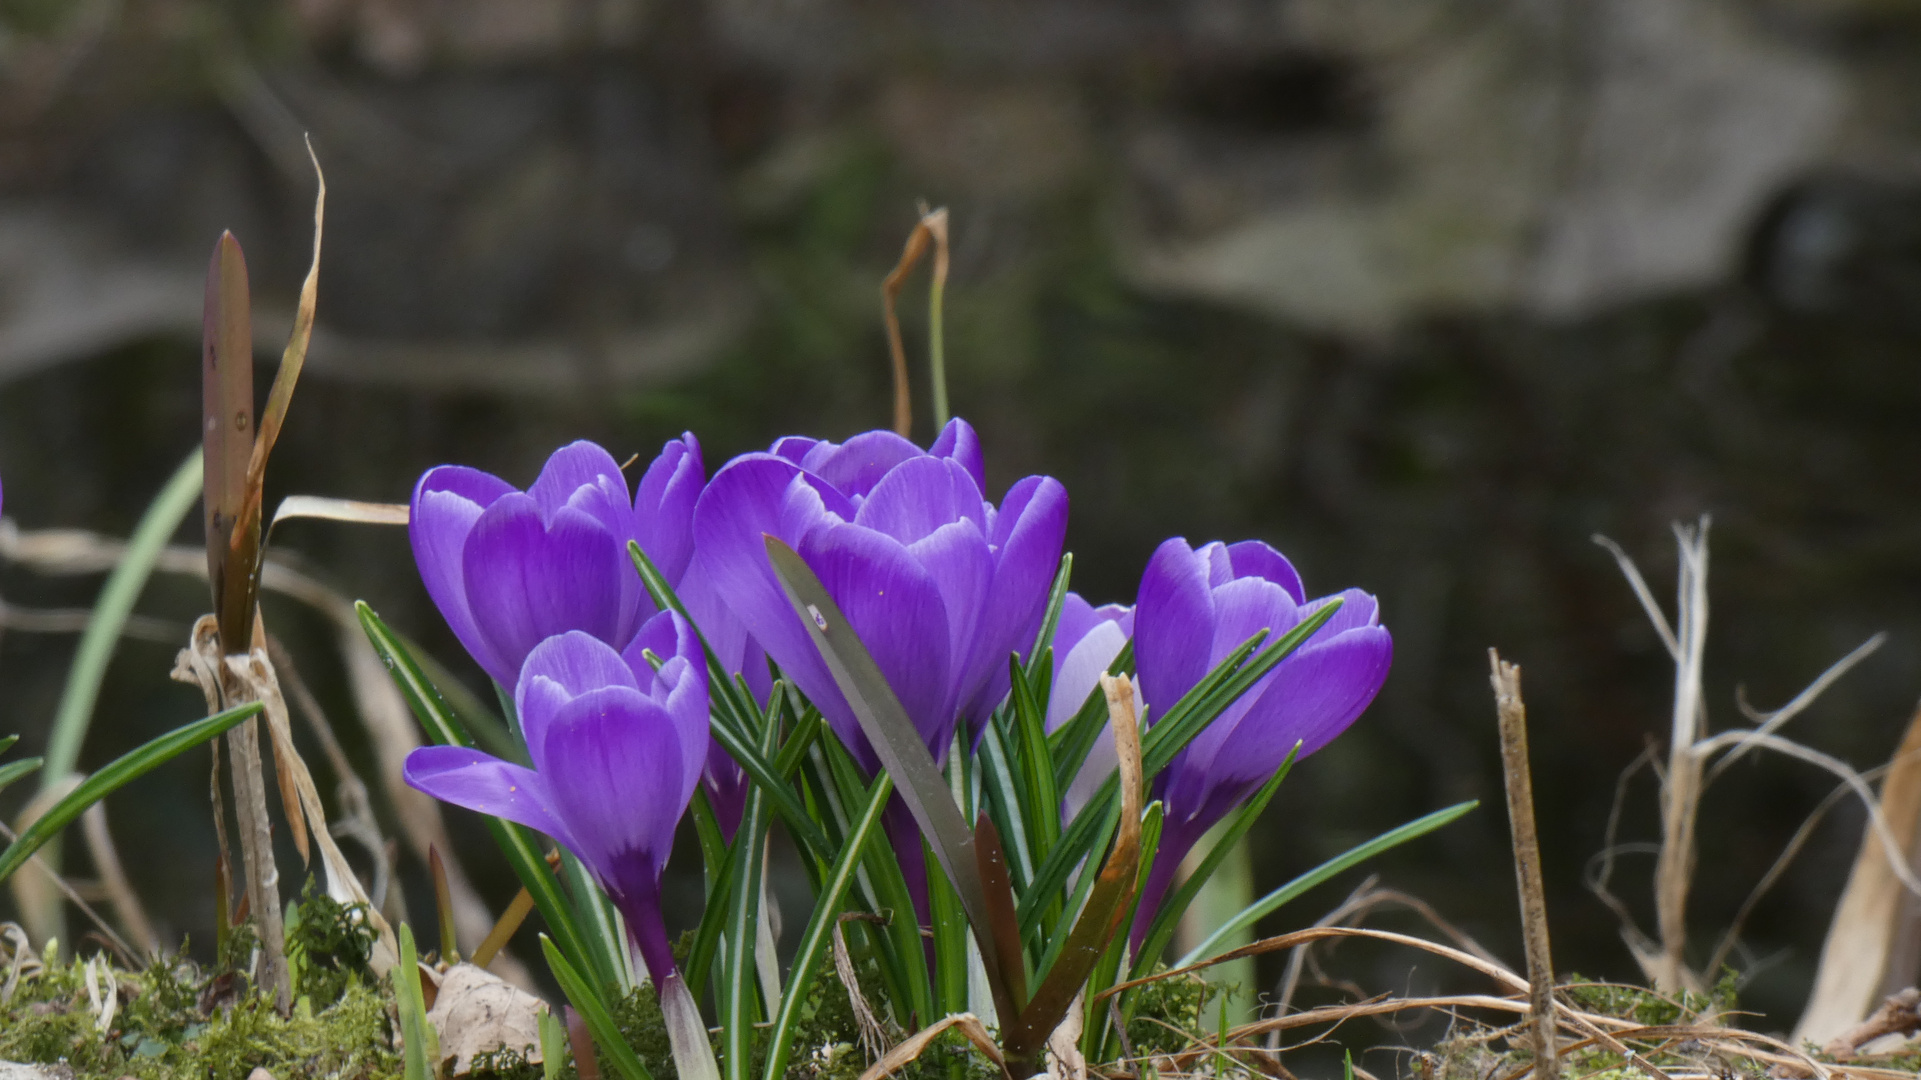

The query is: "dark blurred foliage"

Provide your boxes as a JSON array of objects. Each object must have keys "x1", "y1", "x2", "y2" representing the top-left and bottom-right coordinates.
[{"x1": 4, "y1": 2, "x2": 1921, "y2": 1068}]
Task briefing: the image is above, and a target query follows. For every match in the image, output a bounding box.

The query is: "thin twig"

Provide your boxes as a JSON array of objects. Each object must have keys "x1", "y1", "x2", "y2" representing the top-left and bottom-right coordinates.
[
  {"x1": 1490, "y1": 652, "x2": 1559, "y2": 1080},
  {"x1": 79, "y1": 803, "x2": 155, "y2": 958}
]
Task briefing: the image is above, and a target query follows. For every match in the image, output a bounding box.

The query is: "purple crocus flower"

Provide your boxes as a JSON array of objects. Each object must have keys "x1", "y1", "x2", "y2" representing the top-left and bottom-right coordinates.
[
  {"x1": 691, "y1": 418, "x2": 1067, "y2": 772},
  {"x1": 692, "y1": 418, "x2": 1067, "y2": 916},
  {"x1": 403, "y1": 613, "x2": 706, "y2": 992},
  {"x1": 1131, "y1": 537, "x2": 1392, "y2": 943},
  {"x1": 408, "y1": 436, "x2": 703, "y2": 687}
]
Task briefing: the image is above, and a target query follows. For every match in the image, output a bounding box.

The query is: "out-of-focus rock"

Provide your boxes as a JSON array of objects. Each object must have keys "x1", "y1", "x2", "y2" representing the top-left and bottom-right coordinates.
[
  {"x1": 0, "y1": 1064, "x2": 74, "y2": 1080},
  {"x1": 1122, "y1": 0, "x2": 1846, "y2": 331}
]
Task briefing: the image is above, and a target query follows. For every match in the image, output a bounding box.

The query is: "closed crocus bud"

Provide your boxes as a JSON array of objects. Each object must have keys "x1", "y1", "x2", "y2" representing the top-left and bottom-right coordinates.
[
  {"x1": 1046, "y1": 594, "x2": 1136, "y2": 820},
  {"x1": 403, "y1": 614, "x2": 707, "y2": 988},
  {"x1": 408, "y1": 435, "x2": 703, "y2": 687},
  {"x1": 1132, "y1": 537, "x2": 1391, "y2": 943}
]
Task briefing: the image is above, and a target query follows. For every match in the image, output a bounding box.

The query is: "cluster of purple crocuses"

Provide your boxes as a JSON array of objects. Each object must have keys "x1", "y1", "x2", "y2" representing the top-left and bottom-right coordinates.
[{"x1": 400, "y1": 419, "x2": 1391, "y2": 994}]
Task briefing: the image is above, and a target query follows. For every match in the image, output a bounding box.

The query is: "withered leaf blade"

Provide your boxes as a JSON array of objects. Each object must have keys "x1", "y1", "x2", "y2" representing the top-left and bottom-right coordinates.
[{"x1": 202, "y1": 231, "x2": 254, "y2": 655}]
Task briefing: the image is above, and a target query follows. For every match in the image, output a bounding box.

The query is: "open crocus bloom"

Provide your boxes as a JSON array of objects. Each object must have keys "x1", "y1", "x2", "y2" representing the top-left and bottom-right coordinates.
[
  {"x1": 402, "y1": 615, "x2": 708, "y2": 990},
  {"x1": 1132, "y1": 537, "x2": 1392, "y2": 943},
  {"x1": 409, "y1": 436, "x2": 703, "y2": 687},
  {"x1": 691, "y1": 418, "x2": 1068, "y2": 773}
]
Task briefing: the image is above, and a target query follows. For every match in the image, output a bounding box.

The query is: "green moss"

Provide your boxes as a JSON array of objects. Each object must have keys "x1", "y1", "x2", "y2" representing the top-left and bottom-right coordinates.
[
  {"x1": 0, "y1": 947, "x2": 398, "y2": 1080},
  {"x1": 286, "y1": 877, "x2": 379, "y2": 1004}
]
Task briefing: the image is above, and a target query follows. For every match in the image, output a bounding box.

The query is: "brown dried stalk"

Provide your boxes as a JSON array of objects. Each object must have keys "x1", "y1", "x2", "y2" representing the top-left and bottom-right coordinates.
[
  {"x1": 1490, "y1": 651, "x2": 1559, "y2": 1080},
  {"x1": 880, "y1": 206, "x2": 950, "y2": 439}
]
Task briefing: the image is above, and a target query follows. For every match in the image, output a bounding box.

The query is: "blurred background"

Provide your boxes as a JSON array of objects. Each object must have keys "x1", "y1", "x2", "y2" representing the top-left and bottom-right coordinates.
[{"x1": 3, "y1": 0, "x2": 1921, "y2": 1068}]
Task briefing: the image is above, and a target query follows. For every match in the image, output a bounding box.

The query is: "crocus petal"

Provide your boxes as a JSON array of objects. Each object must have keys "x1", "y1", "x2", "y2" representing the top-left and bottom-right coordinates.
[
  {"x1": 1305, "y1": 588, "x2": 1381, "y2": 636},
  {"x1": 634, "y1": 434, "x2": 704, "y2": 584},
  {"x1": 1047, "y1": 619, "x2": 1130, "y2": 733},
  {"x1": 957, "y1": 474, "x2": 1069, "y2": 725},
  {"x1": 622, "y1": 610, "x2": 711, "y2": 793},
  {"x1": 769, "y1": 436, "x2": 819, "y2": 464},
  {"x1": 410, "y1": 467, "x2": 517, "y2": 680},
  {"x1": 515, "y1": 630, "x2": 642, "y2": 769},
  {"x1": 1134, "y1": 538, "x2": 1214, "y2": 722},
  {"x1": 854, "y1": 456, "x2": 987, "y2": 543},
  {"x1": 540, "y1": 687, "x2": 694, "y2": 887},
  {"x1": 929, "y1": 417, "x2": 986, "y2": 494},
  {"x1": 1206, "y1": 577, "x2": 1301, "y2": 670},
  {"x1": 1226, "y1": 540, "x2": 1305, "y2": 605},
  {"x1": 463, "y1": 497, "x2": 632, "y2": 685},
  {"x1": 403, "y1": 745, "x2": 572, "y2": 848},
  {"x1": 527, "y1": 441, "x2": 631, "y2": 532},
  {"x1": 798, "y1": 430, "x2": 925, "y2": 499},
  {"x1": 798, "y1": 522, "x2": 953, "y2": 762},
  {"x1": 693, "y1": 454, "x2": 854, "y2": 724}
]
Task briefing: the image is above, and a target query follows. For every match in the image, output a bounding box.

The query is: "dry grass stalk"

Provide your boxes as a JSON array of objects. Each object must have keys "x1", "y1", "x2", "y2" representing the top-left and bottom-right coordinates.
[
  {"x1": 79, "y1": 802, "x2": 155, "y2": 958},
  {"x1": 855, "y1": 1012, "x2": 1008, "y2": 1080},
  {"x1": 1, "y1": 520, "x2": 530, "y2": 986},
  {"x1": 173, "y1": 615, "x2": 291, "y2": 1010},
  {"x1": 880, "y1": 205, "x2": 950, "y2": 438},
  {"x1": 1489, "y1": 651, "x2": 1559, "y2": 1080}
]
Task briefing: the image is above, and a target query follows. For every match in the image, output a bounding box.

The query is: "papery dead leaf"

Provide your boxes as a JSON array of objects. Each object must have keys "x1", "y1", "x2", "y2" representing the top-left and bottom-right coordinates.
[{"x1": 424, "y1": 963, "x2": 548, "y2": 1075}]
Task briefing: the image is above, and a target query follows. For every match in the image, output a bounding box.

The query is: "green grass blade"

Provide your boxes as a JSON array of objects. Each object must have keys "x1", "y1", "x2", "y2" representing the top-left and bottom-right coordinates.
[
  {"x1": 1009, "y1": 657, "x2": 1060, "y2": 857},
  {"x1": 975, "y1": 721, "x2": 1035, "y2": 894},
  {"x1": 542, "y1": 935, "x2": 655, "y2": 1080},
  {"x1": 1025, "y1": 553, "x2": 1073, "y2": 676},
  {"x1": 762, "y1": 772, "x2": 893, "y2": 1080},
  {"x1": 722, "y1": 717, "x2": 779, "y2": 1080},
  {"x1": 396, "y1": 923, "x2": 436, "y2": 1080},
  {"x1": 357, "y1": 600, "x2": 606, "y2": 1000},
  {"x1": 629, "y1": 541, "x2": 757, "y2": 727},
  {"x1": 1130, "y1": 748, "x2": 1297, "y2": 977},
  {"x1": 43, "y1": 449, "x2": 203, "y2": 788},
  {"x1": 1176, "y1": 800, "x2": 1480, "y2": 966},
  {"x1": 0, "y1": 701, "x2": 261, "y2": 883},
  {"x1": 0, "y1": 757, "x2": 43, "y2": 798},
  {"x1": 563, "y1": 851, "x2": 634, "y2": 994}
]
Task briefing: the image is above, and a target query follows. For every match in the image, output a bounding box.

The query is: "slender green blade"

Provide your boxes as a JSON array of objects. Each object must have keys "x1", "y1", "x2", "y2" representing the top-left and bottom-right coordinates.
[
  {"x1": 44, "y1": 450, "x2": 203, "y2": 788},
  {"x1": 396, "y1": 923, "x2": 435, "y2": 1080},
  {"x1": 0, "y1": 701, "x2": 260, "y2": 882},
  {"x1": 762, "y1": 772, "x2": 892, "y2": 1080},
  {"x1": 1130, "y1": 748, "x2": 1297, "y2": 977},
  {"x1": 723, "y1": 712, "x2": 779, "y2": 1080},
  {"x1": 357, "y1": 601, "x2": 605, "y2": 999},
  {"x1": 1176, "y1": 800, "x2": 1480, "y2": 965},
  {"x1": 563, "y1": 851, "x2": 633, "y2": 994},
  {"x1": 542, "y1": 935, "x2": 655, "y2": 1080},
  {"x1": 974, "y1": 720, "x2": 1035, "y2": 894},
  {"x1": 1025, "y1": 553, "x2": 1073, "y2": 676},
  {"x1": 707, "y1": 709, "x2": 835, "y2": 858},
  {"x1": 0, "y1": 757, "x2": 44, "y2": 799},
  {"x1": 763, "y1": 536, "x2": 1020, "y2": 1022},
  {"x1": 1008, "y1": 657, "x2": 1060, "y2": 857}
]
